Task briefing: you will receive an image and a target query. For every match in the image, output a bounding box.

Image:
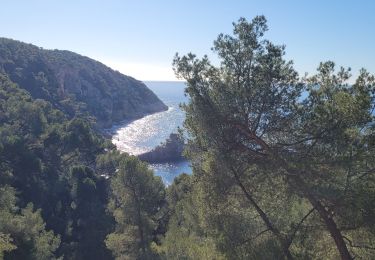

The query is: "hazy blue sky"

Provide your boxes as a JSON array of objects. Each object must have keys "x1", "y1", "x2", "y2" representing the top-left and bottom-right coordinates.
[{"x1": 1, "y1": 0, "x2": 374, "y2": 80}]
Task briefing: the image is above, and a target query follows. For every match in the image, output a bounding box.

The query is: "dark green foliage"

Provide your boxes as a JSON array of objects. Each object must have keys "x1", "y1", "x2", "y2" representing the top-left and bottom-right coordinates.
[
  {"x1": 105, "y1": 154, "x2": 166, "y2": 259},
  {"x1": 0, "y1": 186, "x2": 60, "y2": 260},
  {"x1": 0, "y1": 69, "x2": 168, "y2": 259},
  {"x1": 161, "y1": 174, "x2": 226, "y2": 259},
  {"x1": 0, "y1": 74, "x2": 114, "y2": 259},
  {"x1": 0, "y1": 40, "x2": 169, "y2": 259},
  {"x1": 62, "y1": 166, "x2": 113, "y2": 260}
]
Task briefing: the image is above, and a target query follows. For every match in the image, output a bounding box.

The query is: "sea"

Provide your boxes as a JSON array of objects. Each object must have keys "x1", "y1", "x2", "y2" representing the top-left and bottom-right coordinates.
[{"x1": 111, "y1": 81, "x2": 191, "y2": 185}]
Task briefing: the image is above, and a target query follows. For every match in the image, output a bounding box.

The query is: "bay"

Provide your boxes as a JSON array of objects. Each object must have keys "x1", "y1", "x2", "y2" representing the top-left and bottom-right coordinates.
[{"x1": 111, "y1": 81, "x2": 191, "y2": 185}]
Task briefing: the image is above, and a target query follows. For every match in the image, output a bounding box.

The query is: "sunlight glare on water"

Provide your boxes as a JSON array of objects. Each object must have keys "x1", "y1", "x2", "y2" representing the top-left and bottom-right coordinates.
[
  {"x1": 111, "y1": 106, "x2": 179, "y2": 155},
  {"x1": 110, "y1": 81, "x2": 191, "y2": 185}
]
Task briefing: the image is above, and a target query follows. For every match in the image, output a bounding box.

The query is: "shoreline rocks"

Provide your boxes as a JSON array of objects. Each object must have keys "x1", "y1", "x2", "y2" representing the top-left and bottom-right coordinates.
[{"x1": 138, "y1": 133, "x2": 185, "y2": 163}]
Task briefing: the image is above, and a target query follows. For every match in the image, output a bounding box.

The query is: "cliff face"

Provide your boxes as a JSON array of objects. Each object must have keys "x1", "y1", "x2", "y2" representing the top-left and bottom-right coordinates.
[{"x1": 0, "y1": 38, "x2": 167, "y2": 127}]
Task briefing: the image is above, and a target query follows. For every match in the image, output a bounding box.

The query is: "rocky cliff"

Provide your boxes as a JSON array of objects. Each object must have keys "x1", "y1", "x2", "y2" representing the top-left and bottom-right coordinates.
[{"x1": 0, "y1": 38, "x2": 167, "y2": 127}]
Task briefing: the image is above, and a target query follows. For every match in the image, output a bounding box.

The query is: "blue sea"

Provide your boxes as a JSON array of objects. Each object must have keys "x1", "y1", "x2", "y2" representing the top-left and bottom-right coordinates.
[{"x1": 111, "y1": 81, "x2": 191, "y2": 185}]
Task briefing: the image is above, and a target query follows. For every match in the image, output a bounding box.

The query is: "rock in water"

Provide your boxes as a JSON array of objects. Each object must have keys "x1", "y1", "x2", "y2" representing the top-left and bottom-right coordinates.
[{"x1": 138, "y1": 133, "x2": 185, "y2": 163}]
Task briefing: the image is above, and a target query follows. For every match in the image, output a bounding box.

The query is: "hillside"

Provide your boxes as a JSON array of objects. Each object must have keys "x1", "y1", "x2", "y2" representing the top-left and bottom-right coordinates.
[{"x1": 0, "y1": 38, "x2": 167, "y2": 128}]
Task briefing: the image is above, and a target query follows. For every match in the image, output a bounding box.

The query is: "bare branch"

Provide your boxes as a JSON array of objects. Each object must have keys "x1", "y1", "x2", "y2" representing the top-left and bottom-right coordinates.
[{"x1": 238, "y1": 228, "x2": 270, "y2": 246}]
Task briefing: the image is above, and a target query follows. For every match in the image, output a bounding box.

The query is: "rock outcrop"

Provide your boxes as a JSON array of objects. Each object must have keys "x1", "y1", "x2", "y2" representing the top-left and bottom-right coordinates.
[
  {"x1": 138, "y1": 133, "x2": 185, "y2": 163},
  {"x1": 0, "y1": 38, "x2": 167, "y2": 128}
]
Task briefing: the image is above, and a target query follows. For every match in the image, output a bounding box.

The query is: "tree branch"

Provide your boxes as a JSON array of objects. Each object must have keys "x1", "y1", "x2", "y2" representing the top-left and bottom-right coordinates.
[
  {"x1": 343, "y1": 236, "x2": 375, "y2": 251},
  {"x1": 286, "y1": 207, "x2": 315, "y2": 248},
  {"x1": 238, "y1": 228, "x2": 270, "y2": 246}
]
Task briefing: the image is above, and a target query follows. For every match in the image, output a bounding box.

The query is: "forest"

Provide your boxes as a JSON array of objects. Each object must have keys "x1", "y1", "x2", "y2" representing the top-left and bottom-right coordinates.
[{"x1": 0, "y1": 16, "x2": 374, "y2": 260}]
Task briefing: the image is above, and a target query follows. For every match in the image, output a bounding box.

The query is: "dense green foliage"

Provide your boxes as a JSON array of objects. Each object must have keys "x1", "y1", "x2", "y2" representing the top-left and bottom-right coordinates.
[
  {"x1": 0, "y1": 74, "x2": 111, "y2": 259},
  {"x1": 0, "y1": 73, "x2": 168, "y2": 259},
  {"x1": 104, "y1": 155, "x2": 166, "y2": 259},
  {"x1": 0, "y1": 72, "x2": 169, "y2": 260},
  {"x1": 1, "y1": 16, "x2": 374, "y2": 260},
  {"x1": 0, "y1": 187, "x2": 60, "y2": 260},
  {"x1": 0, "y1": 41, "x2": 169, "y2": 259},
  {"x1": 169, "y1": 16, "x2": 375, "y2": 259}
]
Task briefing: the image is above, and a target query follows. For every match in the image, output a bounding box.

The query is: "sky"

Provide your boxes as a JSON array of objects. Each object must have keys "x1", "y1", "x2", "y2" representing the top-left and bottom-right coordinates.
[{"x1": 1, "y1": 0, "x2": 374, "y2": 81}]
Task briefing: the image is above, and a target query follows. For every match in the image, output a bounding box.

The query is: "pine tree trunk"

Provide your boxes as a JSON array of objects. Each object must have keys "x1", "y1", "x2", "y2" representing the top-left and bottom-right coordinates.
[
  {"x1": 290, "y1": 173, "x2": 353, "y2": 260},
  {"x1": 305, "y1": 194, "x2": 352, "y2": 260}
]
